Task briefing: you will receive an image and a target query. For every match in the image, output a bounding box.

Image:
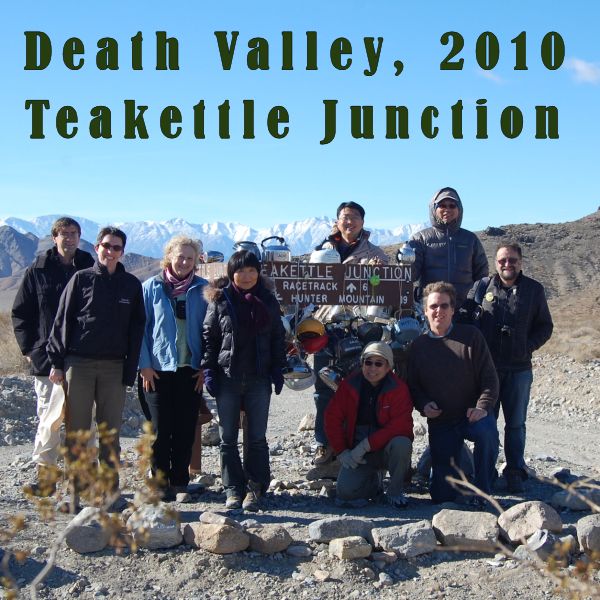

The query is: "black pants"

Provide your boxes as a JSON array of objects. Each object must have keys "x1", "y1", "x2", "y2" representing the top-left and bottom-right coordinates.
[{"x1": 144, "y1": 367, "x2": 201, "y2": 488}]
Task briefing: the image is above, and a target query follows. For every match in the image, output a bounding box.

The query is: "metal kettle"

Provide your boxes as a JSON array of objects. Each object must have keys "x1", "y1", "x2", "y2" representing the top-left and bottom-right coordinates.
[{"x1": 261, "y1": 236, "x2": 291, "y2": 263}]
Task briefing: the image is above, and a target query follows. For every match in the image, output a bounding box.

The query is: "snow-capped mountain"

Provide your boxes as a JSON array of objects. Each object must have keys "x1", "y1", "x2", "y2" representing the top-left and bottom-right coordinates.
[{"x1": 0, "y1": 215, "x2": 426, "y2": 258}]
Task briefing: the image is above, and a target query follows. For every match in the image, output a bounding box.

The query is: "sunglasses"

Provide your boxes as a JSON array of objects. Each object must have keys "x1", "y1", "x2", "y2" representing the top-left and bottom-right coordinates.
[
  {"x1": 497, "y1": 257, "x2": 519, "y2": 265},
  {"x1": 437, "y1": 202, "x2": 457, "y2": 209},
  {"x1": 99, "y1": 242, "x2": 123, "y2": 252},
  {"x1": 428, "y1": 303, "x2": 451, "y2": 310},
  {"x1": 363, "y1": 359, "x2": 386, "y2": 367}
]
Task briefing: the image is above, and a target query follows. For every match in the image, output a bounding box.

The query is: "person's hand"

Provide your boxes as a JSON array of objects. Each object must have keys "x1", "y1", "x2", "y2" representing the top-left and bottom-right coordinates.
[
  {"x1": 49, "y1": 368, "x2": 64, "y2": 385},
  {"x1": 338, "y1": 449, "x2": 360, "y2": 470},
  {"x1": 25, "y1": 356, "x2": 32, "y2": 364},
  {"x1": 204, "y1": 369, "x2": 218, "y2": 398},
  {"x1": 349, "y1": 438, "x2": 370, "y2": 464},
  {"x1": 192, "y1": 369, "x2": 204, "y2": 393},
  {"x1": 424, "y1": 401, "x2": 442, "y2": 419},
  {"x1": 467, "y1": 407, "x2": 487, "y2": 423},
  {"x1": 140, "y1": 367, "x2": 159, "y2": 392},
  {"x1": 271, "y1": 368, "x2": 284, "y2": 396}
]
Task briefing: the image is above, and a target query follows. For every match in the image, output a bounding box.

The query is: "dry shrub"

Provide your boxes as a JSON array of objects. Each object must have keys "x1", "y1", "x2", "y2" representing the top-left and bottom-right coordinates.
[
  {"x1": 542, "y1": 292, "x2": 600, "y2": 362},
  {"x1": 0, "y1": 312, "x2": 28, "y2": 375}
]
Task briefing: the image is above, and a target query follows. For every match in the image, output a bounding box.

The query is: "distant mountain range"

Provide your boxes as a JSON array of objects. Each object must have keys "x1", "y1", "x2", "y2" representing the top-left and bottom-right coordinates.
[{"x1": 0, "y1": 215, "x2": 426, "y2": 259}]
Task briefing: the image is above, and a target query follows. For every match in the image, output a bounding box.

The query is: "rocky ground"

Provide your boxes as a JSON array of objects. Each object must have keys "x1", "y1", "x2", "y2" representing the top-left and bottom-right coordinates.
[{"x1": 0, "y1": 352, "x2": 599, "y2": 599}]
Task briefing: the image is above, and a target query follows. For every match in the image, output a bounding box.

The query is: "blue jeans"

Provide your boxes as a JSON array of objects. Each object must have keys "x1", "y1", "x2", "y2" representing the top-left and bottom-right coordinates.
[
  {"x1": 313, "y1": 350, "x2": 334, "y2": 446},
  {"x1": 428, "y1": 413, "x2": 499, "y2": 503},
  {"x1": 216, "y1": 375, "x2": 271, "y2": 496},
  {"x1": 495, "y1": 369, "x2": 533, "y2": 478}
]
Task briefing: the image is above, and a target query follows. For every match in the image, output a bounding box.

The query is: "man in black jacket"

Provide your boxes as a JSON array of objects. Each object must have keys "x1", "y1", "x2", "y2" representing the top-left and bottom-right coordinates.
[
  {"x1": 11, "y1": 217, "x2": 94, "y2": 494},
  {"x1": 464, "y1": 242, "x2": 553, "y2": 493},
  {"x1": 47, "y1": 226, "x2": 145, "y2": 503}
]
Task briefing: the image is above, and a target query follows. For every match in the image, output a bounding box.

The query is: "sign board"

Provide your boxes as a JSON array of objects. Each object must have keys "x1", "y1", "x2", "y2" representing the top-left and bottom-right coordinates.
[
  {"x1": 197, "y1": 261, "x2": 414, "y2": 309},
  {"x1": 264, "y1": 262, "x2": 414, "y2": 309}
]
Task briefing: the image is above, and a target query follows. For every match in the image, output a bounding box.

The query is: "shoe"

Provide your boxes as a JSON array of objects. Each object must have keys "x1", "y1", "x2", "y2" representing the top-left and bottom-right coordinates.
[
  {"x1": 313, "y1": 446, "x2": 333, "y2": 465},
  {"x1": 28, "y1": 465, "x2": 58, "y2": 497},
  {"x1": 225, "y1": 495, "x2": 242, "y2": 509},
  {"x1": 242, "y1": 484, "x2": 262, "y2": 512},
  {"x1": 506, "y1": 472, "x2": 524, "y2": 494},
  {"x1": 386, "y1": 493, "x2": 409, "y2": 509},
  {"x1": 106, "y1": 495, "x2": 129, "y2": 513},
  {"x1": 463, "y1": 496, "x2": 487, "y2": 510}
]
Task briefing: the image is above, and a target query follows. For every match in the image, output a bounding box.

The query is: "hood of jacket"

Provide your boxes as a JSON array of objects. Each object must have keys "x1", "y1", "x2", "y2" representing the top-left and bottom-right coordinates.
[
  {"x1": 203, "y1": 274, "x2": 277, "y2": 303},
  {"x1": 428, "y1": 187, "x2": 463, "y2": 233}
]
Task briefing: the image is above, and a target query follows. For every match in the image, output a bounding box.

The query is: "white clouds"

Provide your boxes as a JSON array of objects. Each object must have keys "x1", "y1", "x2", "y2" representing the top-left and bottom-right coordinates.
[
  {"x1": 476, "y1": 68, "x2": 505, "y2": 84},
  {"x1": 566, "y1": 58, "x2": 600, "y2": 84}
]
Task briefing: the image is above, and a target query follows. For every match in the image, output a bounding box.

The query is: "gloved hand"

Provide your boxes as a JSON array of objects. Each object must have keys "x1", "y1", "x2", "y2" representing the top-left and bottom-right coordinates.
[
  {"x1": 203, "y1": 369, "x2": 218, "y2": 398},
  {"x1": 338, "y1": 449, "x2": 360, "y2": 470},
  {"x1": 350, "y1": 437, "x2": 370, "y2": 465},
  {"x1": 271, "y1": 368, "x2": 284, "y2": 395}
]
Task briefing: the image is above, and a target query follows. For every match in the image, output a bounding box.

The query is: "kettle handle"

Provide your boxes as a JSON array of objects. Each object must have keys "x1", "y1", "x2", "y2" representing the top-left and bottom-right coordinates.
[{"x1": 261, "y1": 236, "x2": 285, "y2": 249}]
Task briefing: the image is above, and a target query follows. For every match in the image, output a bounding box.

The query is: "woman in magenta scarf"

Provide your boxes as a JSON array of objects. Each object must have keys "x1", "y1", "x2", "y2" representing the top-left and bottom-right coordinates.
[{"x1": 139, "y1": 236, "x2": 208, "y2": 500}]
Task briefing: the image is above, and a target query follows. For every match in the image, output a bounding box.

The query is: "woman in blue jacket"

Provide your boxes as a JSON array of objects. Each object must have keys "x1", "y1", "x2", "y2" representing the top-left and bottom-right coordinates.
[{"x1": 139, "y1": 235, "x2": 208, "y2": 499}]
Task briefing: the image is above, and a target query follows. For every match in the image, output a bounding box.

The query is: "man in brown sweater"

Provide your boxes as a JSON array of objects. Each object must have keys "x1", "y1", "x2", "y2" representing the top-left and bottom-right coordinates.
[{"x1": 408, "y1": 282, "x2": 499, "y2": 505}]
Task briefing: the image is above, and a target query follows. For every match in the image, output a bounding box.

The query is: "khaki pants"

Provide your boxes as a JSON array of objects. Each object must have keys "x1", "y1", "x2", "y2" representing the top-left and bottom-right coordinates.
[
  {"x1": 64, "y1": 357, "x2": 125, "y2": 479},
  {"x1": 336, "y1": 436, "x2": 412, "y2": 501},
  {"x1": 32, "y1": 376, "x2": 65, "y2": 466},
  {"x1": 32, "y1": 376, "x2": 97, "y2": 467}
]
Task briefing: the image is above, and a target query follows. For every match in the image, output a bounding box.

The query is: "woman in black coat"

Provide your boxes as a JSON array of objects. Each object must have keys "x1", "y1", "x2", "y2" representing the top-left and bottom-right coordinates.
[{"x1": 202, "y1": 250, "x2": 286, "y2": 511}]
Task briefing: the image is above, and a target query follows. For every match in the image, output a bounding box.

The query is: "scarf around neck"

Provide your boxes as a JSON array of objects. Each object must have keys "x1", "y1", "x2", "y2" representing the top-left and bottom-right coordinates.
[
  {"x1": 163, "y1": 267, "x2": 194, "y2": 298},
  {"x1": 231, "y1": 281, "x2": 271, "y2": 332}
]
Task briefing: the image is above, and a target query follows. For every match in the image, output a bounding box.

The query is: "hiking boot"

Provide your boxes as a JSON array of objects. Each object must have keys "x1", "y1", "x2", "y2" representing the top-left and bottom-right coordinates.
[
  {"x1": 28, "y1": 465, "x2": 58, "y2": 497},
  {"x1": 106, "y1": 495, "x2": 129, "y2": 513},
  {"x1": 242, "y1": 483, "x2": 262, "y2": 512},
  {"x1": 313, "y1": 445, "x2": 333, "y2": 465},
  {"x1": 386, "y1": 492, "x2": 409, "y2": 509},
  {"x1": 225, "y1": 494, "x2": 242, "y2": 509},
  {"x1": 463, "y1": 496, "x2": 487, "y2": 510},
  {"x1": 506, "y1": 472, "x2": 524, "y2": 494}
]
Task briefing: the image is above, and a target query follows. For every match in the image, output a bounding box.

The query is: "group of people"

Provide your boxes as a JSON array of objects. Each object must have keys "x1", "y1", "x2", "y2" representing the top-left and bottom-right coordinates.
[{"x1": 11, "y1": 188, "x2": 553, "y2": 513}]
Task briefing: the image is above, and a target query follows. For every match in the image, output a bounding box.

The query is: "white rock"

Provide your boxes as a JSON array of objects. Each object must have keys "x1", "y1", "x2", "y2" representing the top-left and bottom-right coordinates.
[
  {"x1": 127, "y1": 504, "x2": 182, "y2": 549},
  {"x1": 298, "y1": 413, "x2": 316, "y2": 431},
  {"x1": 372, "y1": 520, "x2": 437, "y2": 558},
  {"x1": 432, "y1": 509, "x2": 498, "y2": 550},
  {"x1": 329, "y1": 536, "x2": 372, "y2": 560},
  {"x1": 65, "y1": 508, "x2": 110, "y2": 554},
  {"x1": 498, "y1": 501, "x2": 562, "y2": 543},
  {"x1": 308, "y1": 516, "x2": 373, "y2": 543},
  {"x1": 576, "y1": 513, "x2": 600, "y2": 555},
  {"x1": 286, "y1": 545, "x2": 313, "y2": 558}
]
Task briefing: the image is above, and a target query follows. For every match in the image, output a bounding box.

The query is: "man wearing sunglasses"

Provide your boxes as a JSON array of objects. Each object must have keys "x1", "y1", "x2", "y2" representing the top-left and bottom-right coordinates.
[
  {"x1": 11, "y1": 217, "x2": 95, "y2": 496},
  {"x1": 463, "y1": 242, "x2": 553, "y2": 493},
  {"x1": 324, "y1": 341, "x2": 414, "y2": 509},
  {"x1": 47, "y1": 226, "x2": 145, "y2": 510},
  {"x1": 408, "y1": 282, "x2": 499, "y2": 507},
  {"x1": 408, "y1": 187, "x2": 488, "y2": 309},
  {"x1": 312, "y1": 201, "x2": 389, "y2": 466}
]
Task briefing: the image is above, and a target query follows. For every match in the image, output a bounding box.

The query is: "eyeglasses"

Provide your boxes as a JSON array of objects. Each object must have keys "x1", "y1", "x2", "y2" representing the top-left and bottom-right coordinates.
[
  {"x1": 437, "y1": 202, "x2": 457, "y2": 210},
  {"x1": 99, "y1": 242, "x2": 123, "y2": 252},
  {"x1": 363, "y1": 359, "x2": 386, "y2": 367},
  {"x1": 497, "y1": 257, "x2": 519, "y2": 265},
  {"x1": 338, "y1": 212, "x2": 363, "y2": 222},
  {"x1": 428, "y1": 303, "x2": 451, "y2": 310}
]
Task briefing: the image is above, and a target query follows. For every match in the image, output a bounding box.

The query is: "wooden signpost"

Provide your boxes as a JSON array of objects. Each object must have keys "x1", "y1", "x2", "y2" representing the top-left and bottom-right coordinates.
[{"x1": 198, "y1": 261, "x2": 414, "y2": 310}]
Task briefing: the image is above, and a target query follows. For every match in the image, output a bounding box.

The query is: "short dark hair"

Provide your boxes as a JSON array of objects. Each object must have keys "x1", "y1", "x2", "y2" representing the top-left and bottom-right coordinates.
[
  {"x1": 422, "y1": 281, "x2": 457, "y2": 308},
  {"x1": 96, "y1": 226, "x2": 127, "y2": 248},
  {"x1": 496, "y1": 241, "x2": 522, "y2": 258},
  {"x1": 227, "y1": 250, "x2": 261, "y2": 281},
  {"x1": 336, "y1": 201, "x2": 365, "y2": 220},
  {"x1": 51, "y1": 217, "x2": 81, "y2": 238}
]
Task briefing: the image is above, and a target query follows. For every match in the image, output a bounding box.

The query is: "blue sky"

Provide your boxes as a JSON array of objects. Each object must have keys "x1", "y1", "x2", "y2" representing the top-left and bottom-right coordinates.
[{"x1": 1, "y1": 1, "x2": 599, "y2": 232}]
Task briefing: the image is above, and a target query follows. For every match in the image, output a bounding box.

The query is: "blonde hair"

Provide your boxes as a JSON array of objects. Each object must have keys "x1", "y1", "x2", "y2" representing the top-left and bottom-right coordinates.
[{"x1": 160, "y1": 235, "x2": 203, "y2": 270}]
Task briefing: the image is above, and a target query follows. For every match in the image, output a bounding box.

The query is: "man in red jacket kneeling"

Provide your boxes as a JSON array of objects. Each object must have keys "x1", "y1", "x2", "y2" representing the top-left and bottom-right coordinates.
[{"x1": 324, "y1": 342, "x2": 414, "y2": 509}]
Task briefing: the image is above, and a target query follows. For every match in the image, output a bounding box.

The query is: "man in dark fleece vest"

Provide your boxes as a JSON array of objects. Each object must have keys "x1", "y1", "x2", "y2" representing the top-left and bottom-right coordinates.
[{"x1": 409, "y1": 282, "x2": 499, "y2": 506}]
